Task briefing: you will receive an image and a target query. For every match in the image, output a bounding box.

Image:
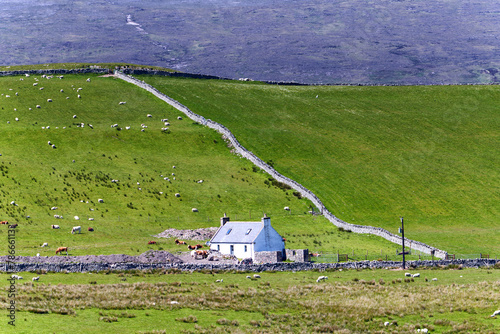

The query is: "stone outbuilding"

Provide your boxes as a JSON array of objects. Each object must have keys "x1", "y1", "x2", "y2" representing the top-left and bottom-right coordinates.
[{"x1": 208, "y1": 214, "x2": 285, "y2": 261}]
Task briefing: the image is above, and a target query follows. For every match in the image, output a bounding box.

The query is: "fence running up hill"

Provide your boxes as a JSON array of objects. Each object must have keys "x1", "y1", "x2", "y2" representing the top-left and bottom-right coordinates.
[{"x1": 114, "y1": 71, "x2": 449, "y2": 259}]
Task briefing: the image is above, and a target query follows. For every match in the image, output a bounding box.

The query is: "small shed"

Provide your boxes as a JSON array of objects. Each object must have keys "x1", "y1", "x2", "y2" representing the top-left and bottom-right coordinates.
[{"x1": 208, "y1": 214, "x2": 285, "y2": 260}]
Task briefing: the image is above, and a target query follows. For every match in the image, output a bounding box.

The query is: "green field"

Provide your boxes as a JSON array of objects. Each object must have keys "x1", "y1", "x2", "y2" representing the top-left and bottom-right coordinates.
[
  {"x1": 0, "y1": 267, "x2": 499, "y2": 333},
  {"x1": 0, "y1": 72, "x2": 409, "y2": 258},
  {"x1": 136, "y1": 76, "x2": 500, "y2": 256}
]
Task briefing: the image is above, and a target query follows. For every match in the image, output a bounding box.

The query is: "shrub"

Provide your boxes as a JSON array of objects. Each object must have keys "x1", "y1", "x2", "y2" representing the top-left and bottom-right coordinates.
[{"x1": 175, "y1": 315, "x2": 197, "y2": 323}]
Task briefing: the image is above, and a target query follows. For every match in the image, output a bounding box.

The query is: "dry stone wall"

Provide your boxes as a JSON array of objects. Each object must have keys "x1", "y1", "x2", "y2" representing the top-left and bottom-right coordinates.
[
  {"x1": 118, "y1": 71, "x2": 448, "y2": 258},
  {"x1": 2, "y1": 258, "x2": 498, "y2": 273}
]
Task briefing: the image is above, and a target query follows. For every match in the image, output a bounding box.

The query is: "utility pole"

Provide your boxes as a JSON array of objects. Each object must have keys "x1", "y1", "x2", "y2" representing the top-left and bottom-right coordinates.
[{"x1": 401, "y1": 217, "x2": 405, "y2": 270}]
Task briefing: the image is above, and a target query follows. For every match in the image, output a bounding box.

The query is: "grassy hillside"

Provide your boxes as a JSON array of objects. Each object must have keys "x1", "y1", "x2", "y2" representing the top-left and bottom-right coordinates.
[
  {"x1": 137, "y1": 76, "x2": 500, "y2": 255},
  {"x1": 0, "y1": 72, "x2": 405, "y2": 258}
]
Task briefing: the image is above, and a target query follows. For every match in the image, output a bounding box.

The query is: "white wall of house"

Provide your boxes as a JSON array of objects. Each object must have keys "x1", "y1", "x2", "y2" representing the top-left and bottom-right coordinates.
[{"x1": 210, "y1": 243, "x2": 255, "y2": 259}]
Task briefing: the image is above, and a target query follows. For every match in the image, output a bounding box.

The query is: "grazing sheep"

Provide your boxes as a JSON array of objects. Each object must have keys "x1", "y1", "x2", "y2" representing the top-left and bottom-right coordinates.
[
  {"x1": 490, "y1": 310, "x2": 500, "y2": 317},
  {"x1": 36, "y1": 105, "x2": 41, "y2": 108},
  {"x1": 41, "y1": 242, "x2": 48, "y2": 247},
  {"x1": 50, "y1": 206, "x2": 58, "y2": 210},
  {"x1": 32, "y1": 277, "x2": 40, "y2": 281},
  {"x1": 86, "y1": 78, "x2": 91, "y2": 82},
  {"x1": 125, "y1": 126, "x2": 131, "y2": 130},
  {"x1": 98, "y1": 199, "x2": 104, "y2": 203},
  {"x1": 253, "y1": 274, "x2": 261, "y2": 278},
  {"x1": 88, "y1": 124, "x2": 93, "y2": 129},
  {"x1": 60, "y1": 89, "x2": 64, "y2": 92},
  {"x1": 88, "y1": 227, "x2": 94, "y2": 231},
  {"x1": 33, "y1": 83, "x2": 38, "y2": 86},
  {"x1": 39, "y1": 87, "x2": 44, "y2": 90},
  {"x1": 177, "y1": 116, "x2": 182, "y2": 120},
  {"x1": 51, "y1": 225, "x2": 60, "y2": 229},
  {"x1": 119, "y1": 101, "x2": 126, "y2": 105},
  {"x1": 416, "y1": 329, "x2": 428, "y2": 333},
  {"x1": 73, "y1": 115, "x2": 77, "y2": 119},
  {"x1": 175, "y1": 193, "x2": 180, "y2": 197},
  {"x1": 51, "y1": 144, "x2": 56, "y2": 149},
  {"x1": 405, "y1": 273, "x2": 411, "y2": 277},
  {"x1": 284, "y1": 206, "x2": 290, "y2": 211},
  {"x1": 47, "y1": 99, "x2": 52, "y2": 102},
  {"x1": 77, "y1": 95, "x2": 81, "y2": 98},
  {"x1": 147, "y1": 114, "x2": 152, "y2": 118},
  {"x1": 192, "y1": 208, "x2": 198, "y2": 212},
  {"x1": 88, "y1": 218, "x2": 94, "y2": 221},
  {"x1": 15, "y1": 117, "x2": 18, "y2": 121},
  {"x1": 432, "y1": 278, "x2": 438, "y2": 281},
  {"x1": 316, "y1": 276, "x2": 328, "y2": 282},
  {"x1": 215, "y1": 279, "x2": 223, "y2": 283},
  {"x1": 74, "y1": 216, "x2": 80, "y2": 220},
  {"x1": 384, "y1": 322, "x2": 390, "y2": 326},
  {"x1": 412, "y1": 273, "x2": 420, "y2": 278},
  {"x1": 246, "y1": 276, "x2": 251, "y2": 279},
  {"x1": 170, "y1": 301, "x2": 179, "y2": 304},
  {"x1": 71, "y1": 226, "x2": 81, "y2": 234}
]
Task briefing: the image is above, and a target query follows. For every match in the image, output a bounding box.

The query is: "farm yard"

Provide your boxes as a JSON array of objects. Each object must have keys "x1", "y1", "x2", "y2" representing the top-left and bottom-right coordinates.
[{"x1": 1, "y1": 267, "x2": 500, "y2": 333}]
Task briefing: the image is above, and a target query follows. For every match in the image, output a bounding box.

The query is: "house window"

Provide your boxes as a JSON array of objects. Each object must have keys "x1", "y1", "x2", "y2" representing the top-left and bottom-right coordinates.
[
  {"x1": 226, "y1": 228, "x2": 232, "y2": 235},
  {"x1": 230, "y1": 245, "x2": 234, "y2": 255},
  {"x1": 244, "y1": 245, "x2": 248, "y2": 252},
  {"x1": 245, "y1": 229, "x2": 252, "y2": 235},
  {"x1": 217, "y1": 245, "x2": 220, "y2": 251}
]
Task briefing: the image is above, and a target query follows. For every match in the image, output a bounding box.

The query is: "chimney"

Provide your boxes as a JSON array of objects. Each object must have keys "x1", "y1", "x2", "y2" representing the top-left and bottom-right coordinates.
[
  {"x1": 261, "y1": 213, "x2": 271, "y2": 228},
  {"x1": 220, "y1": 213, "x2": 230, "y2": 226}
]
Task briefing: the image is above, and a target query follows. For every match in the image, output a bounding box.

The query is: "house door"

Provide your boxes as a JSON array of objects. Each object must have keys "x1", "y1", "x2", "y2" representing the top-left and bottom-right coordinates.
[{"x1": 230, "y1": 245, "x2": 234, "y2": 255}]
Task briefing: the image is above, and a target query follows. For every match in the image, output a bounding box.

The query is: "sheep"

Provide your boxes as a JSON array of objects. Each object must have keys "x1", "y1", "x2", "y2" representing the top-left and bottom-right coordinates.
[
  {"x1": 197, "y1": 180, "x2": 203, "y2": 183},
  {"x1": 111, "y1": 124, "x2": 118, "y2": 128},
  {"x1": 41, "y1": 242, "x2": 48, "y2": 247},
  {"x1": 33, "y1": 83, "x2": 38, "y2": 86},
  {"x1": 73, "y1": 115, "x2": 77, "y2": 119},
  {"x1": 52, "y1": 144, "x2": 56, "y2": 149},
  {"x1": 175, "y1": 193, "x2": 180, "y2": 197},
  {"x1": 54, "y1": 214, "x2": 62, "y2": 219},
  {"x1": 15, "y1": 117, "x2": 19, "y2": 121},
  {"x1": 416, "y1": 329, "x2": 428, "y2": 333},
  {"x1": 177, "y1": 116, "x2": 182, "y2": 120},
  {"x1": 253, "y1": 274, "x2": 261, "y2": 278},
  {"x1": 164, "y1": 122, "x2": 170, "y2": 126},
  {"x1": 316, "y1": 276, "x2": 328, "y2": 282},
  {"x1": 88, "y1": 124, "x2": 93, "y2": 129},
  {"x1": 32, "y1": 277, "x2": 40, "y2": 281},
  {"x1": 36, "y1": 253, "x2": 40, "y2": 257},
  {"x1": 39, "y1": 87, "x2": 44, "y2": 90},
  {"x1": 246, "y1": 276, "x2": 251, "y2": 279},
  {"x1": 384, "y1": 322, "x2": 390, "y2": 326},
  {"x1": 48, "y1": 141, "x2": 52, "y2": 145},
  {"x1": 60, "y1": 89, "x2": 64, "y2": 93},
  {"x1": 147, "y1": 114, "x2": 152, "y2": 118},
  {"x1": 170, "y1": 301, "x2": 179, "y2": 304},
  {"x1": 119, "y1": 101, "x2": 126, "y2": 105},
  {"x1": 192, "y1": 208, "x2": 198, "y2": 212},
  {"x1": 47, "y1": 99, "x2": 52, "y2": 102},
  {"x1": 86, "y1": 78, "x2": 91, "y2": 82},
  {"x1": 161, "y1": 118, "x2": 168, "y2": 122},
  {"x1": 490, "y1": 310, "x2": 500, "y2": 318},
  {"x1": 404, "y1": 273, "x2": 411, "y2": 277},
  {"x1": 88, "y1": 218, "x2": 94, "y2": 221},
  {"x1": 77, "y1": 94, "x2": 81, "y2": 98},
  {"x1": 284, "y1": 206, "x2": 290, "y2": 211},
  {"x1": 125, "y1": 126, "x2": 131, "y2": 130},
  {"x1": 36, "y1": 105, "x2": 41, "y2": 108},
  {"x1": 98, "y1": 199, "x2": 104, "y2": 203},
  {"x1": 50, "y1": 206, "x2": 57, "y2": 210},
  {"x1": 432, "y1": 278, "x2": 438, "y2": 281},
  {"x1": 74, "y1": 216, "x2": 80, "y2": 220},
  {"x1": 215, "y1": 279, "x2": 223, "y2": 283},
  {"x1": 412, "y1": 273, "x2": 420, "y2": 278}
]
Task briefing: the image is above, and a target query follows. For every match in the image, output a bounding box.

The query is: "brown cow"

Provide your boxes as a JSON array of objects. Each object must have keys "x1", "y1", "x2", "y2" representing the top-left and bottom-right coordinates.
[
  {"x1": 148, "y1": 241, "x2": 157, "y2": 245},
  {"x1": 195, "y1": 244, "x2": 203, "y2": 249},
  {"x1": 187, "y1": 245, "x2": 196, "y2": 250},
  {"x1": 175, "y1": 239, "x2": 187, "y2": 245},
  {"x1": 88, "y1": 227, "x2": 94, "y2": 232},
  {"x1": 195, "y1": 250, "x2": 208, "y2": 258},
  {"x1": 0, "y1": 221, "x2": 8, "y2": 225},
  {"x1": 55, "y1": 247, "x2": 68, "y2": 255}
]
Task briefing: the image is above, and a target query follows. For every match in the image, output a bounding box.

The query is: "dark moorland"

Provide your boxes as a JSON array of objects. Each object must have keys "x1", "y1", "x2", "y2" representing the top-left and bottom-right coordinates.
[{"x1": 1, "y1": 0, "x2": 499, "y2": 85}]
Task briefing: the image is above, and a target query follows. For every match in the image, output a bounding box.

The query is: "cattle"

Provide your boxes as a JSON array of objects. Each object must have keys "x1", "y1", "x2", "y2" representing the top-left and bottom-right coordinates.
[
  {"x1": 187, "y1": 245, "x2": 196, "y2": 250},
  {"x1": 9, "y1": 224, "x2": 18, "y2": 229},
  {"x1": 71, "y1": 226, "x2": 81, "y2": 234},
  {"x1": 55, "y1": 247, "x2": 68, "y2": 255},
  {"x1": 41, "y1": 242, "x2": 48, "y2": 247},
  {"x1": 316, "y1": 276, "x2": 328, "y2": 282},
  {"x1": 88, "y1": 227, "x2": 94, "y2": 232},
  {"x1": 148, "y1": 241, "x2": 157, "y2": 245},
  {"x1": 194, "y1": 250, "x2": 208, "y2": 259},
  {"x1": 175, "y1": 239, "x2": 187, "y2": 245},
  {"x1": 51, "y1": 225, "x2": 60, "y2": 229},
  {"x1": 0, "y1": 221, "x2": 8, "y2": 225},
  {"x1": 195, "y1": 244, "x2": 203, "y2": 249}
]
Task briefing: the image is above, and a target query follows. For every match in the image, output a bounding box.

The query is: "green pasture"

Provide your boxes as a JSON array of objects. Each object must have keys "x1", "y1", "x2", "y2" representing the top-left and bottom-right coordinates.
[
  {"x1": 0, "y1": 267, "x2": 499, "y2": 333},
  {"x1": 137, "y1": 76, "x2": 500, "y2": 255},
  {"x1": 0, "y1": 73, "x2": 407, "y2": 258}
]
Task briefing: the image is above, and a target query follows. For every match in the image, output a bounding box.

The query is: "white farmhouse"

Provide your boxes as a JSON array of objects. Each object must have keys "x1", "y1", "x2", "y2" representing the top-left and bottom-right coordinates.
[{"x1": 208, "y1": 214, "x2": 285, "y2": 260}]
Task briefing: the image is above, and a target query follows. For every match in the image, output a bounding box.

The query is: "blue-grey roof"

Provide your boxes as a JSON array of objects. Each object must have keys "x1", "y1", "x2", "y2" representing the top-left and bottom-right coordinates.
[{"x1": 210, "y1": 222, "x2": 264, "y2": 244}]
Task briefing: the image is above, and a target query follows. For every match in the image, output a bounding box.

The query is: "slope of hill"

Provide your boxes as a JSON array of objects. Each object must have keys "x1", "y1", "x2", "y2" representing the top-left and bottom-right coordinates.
[
  {"x1": 0, "y1": 71, "x2": 404, "y2": 257},
  {"x1": 137, "y1": 75, "x2": 500, "y2": 255}
]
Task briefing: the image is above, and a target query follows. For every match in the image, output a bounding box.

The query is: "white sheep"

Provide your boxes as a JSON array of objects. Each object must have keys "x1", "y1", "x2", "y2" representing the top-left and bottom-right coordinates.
[
  {"x1": 86, "y1": 78, "x2": 91, "y2": 82},
  {"x1": 177, "y1": 116, "x2": 182, "y2": 120},
  {"x1": 147, "y1": 114, "x2": 152, "y2": 118},
  {"x1": 215, "y1": 279, "x2": 223, "y2": 283},
  {"x1": 41, "y1": 242, "x2": 48, "y2": 247},
  {"x1": 36, "y1": 105, "x2": 41, "y2": 108},
  {"x1": 51, "y1": 206, "x2": 57, "y2": 210},
  {"x1": 88, "y1": 218, "x2": 94, "y2": 221},
  {"x1": 491, "y1": 310, "x2": 500, "y2": 317},
  {"x1": 412, "y1": 273, "x2": 420, "y2": 278},
  {"x1": 32, "y1": 277, "x2": 40, "y2": 281},
  {"x1": 73, "y1": 115, "x2": 77, "y2": 119},
  {"x1": 246, "y1": 276, "x2": 251, "y2": 279},
  {"x1": 98, "y1": 199, "x2": 104, "y2": 203},
  {"x1": 74, "y1": 216, "x2": 80, "y2": 220},
  {"x1": 47, "y1": 99, "x2": 52, "y2": 102},
  {"x1": 284, "y1": 206, "x2": 290, "y2": 211},
  {"x1": 119, "y1": 101, "x2": 126, "y2": 105},
  {"x1": 192, "y1": 208, "x2": 198, "y2": 212},
  {"x1": 404, "y1": 273, "x2": 411, "y2": 277},
  {"x1": 77, "y1": 94, "x2": 81, "y2": 98},
  {"x1": 316, "y1": 276, "x2": 328, "y2": 282},
  {"x1": 253, "y1": 274, "x2": 261, "y2": 278}
]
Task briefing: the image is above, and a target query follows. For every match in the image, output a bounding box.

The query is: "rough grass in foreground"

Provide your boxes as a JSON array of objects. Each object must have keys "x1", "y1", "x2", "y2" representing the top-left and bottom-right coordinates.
[{"x1": 0, "y1": 268, "x2": 499, "y2": 333}]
